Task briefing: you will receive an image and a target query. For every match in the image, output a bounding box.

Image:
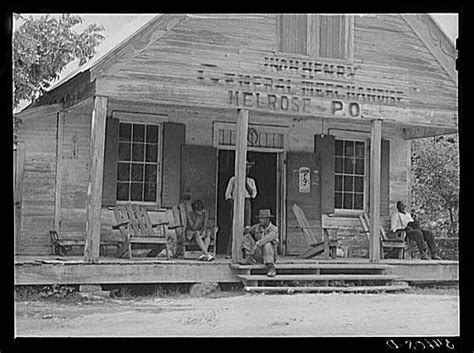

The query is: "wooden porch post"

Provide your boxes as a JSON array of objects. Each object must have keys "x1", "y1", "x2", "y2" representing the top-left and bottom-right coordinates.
[
  {"x1": 84, "y1": 96, "x2": 108, "y2": 263},
  {"x1": 232, "y1": 108, "x2": 249, "y2": 264},
  {"x1": 369, "y1": 118, "x2": 382, "y2": 263}
]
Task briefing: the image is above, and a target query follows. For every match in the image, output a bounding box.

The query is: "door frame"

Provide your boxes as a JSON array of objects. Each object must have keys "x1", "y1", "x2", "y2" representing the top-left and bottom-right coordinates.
[{"x1": 213, "y1": 121, "x2": 289, "y2": 254}]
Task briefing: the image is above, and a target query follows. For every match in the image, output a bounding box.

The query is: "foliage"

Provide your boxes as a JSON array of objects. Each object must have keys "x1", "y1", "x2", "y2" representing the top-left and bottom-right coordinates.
[
  {"x1": 13, "y1": 14, "x2": 105, "y2": 109},
  {"x1": 411, "y1": 134, "x2": 459, "y2": 237}
]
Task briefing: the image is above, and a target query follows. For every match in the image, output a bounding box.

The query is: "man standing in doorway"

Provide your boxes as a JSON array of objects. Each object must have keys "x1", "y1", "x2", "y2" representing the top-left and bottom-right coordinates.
[{"x1": 225, "y1": 160, "x2": 257, "y2": 258}]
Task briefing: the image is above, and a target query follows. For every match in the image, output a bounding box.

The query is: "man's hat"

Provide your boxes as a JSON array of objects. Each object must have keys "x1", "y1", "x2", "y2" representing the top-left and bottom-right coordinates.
[
  {"x1": 246, "y1": 160, "x2": 255, "y2": 167},
  {"x1": 257, "y1": 209, "x2": 274, "y2": 218}
]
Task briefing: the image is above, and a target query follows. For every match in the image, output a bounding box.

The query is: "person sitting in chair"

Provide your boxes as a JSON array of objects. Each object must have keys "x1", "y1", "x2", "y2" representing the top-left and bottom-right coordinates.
[
  {"x1": 186, "y1": 200, "x2": 215, "y2": 262},
  {"x1": 391, "y1": 201, "x2": 441, "y2": 260},
  {"x1": 241, "y1": 209, "x2": 279, "y2": 277}
]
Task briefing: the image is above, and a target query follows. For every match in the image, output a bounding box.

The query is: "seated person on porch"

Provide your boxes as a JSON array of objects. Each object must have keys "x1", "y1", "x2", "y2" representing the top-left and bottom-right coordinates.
[
  {"x1": 186, "y1": 200, "x2": 215, "y2": 262},
  {"x1": 241, "y1": 209, "x2": 278, "y2": 277},
  {"x1": 391, "y1": 201, "x2": 442, "y2": 260}
]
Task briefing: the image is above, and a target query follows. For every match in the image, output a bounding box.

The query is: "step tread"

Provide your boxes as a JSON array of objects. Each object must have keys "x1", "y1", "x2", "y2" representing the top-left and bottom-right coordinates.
[
  {"x1": 231, "y1": 263, "x2": 393, "y2": 270},
  {"x1": 244, "y1": 284, "x2": 410, "y2": 293},
  {"x1": 237, "y1": 274, "x2": 400, "y2": 281}
]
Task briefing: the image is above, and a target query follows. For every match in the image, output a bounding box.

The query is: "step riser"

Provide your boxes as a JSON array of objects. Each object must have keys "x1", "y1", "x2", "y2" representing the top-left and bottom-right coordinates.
[
  {"x1": 247, "y1": 268, "x2": 386, "y2": 276},
  {"x1": 244, "y1": 284, "x2": 409, "y2": 293}
]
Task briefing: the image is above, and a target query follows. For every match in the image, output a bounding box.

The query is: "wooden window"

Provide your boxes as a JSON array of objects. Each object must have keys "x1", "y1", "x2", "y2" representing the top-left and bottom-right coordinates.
[
  {"x1": 278, "y1": 14, "x2": 353, "y2": 61},
  {"x1": 334, "y1": 139, "x2": 366, "y2": 211},
  {"x1": 116, "y1": 122, "x2": 160, "y2": 203}
]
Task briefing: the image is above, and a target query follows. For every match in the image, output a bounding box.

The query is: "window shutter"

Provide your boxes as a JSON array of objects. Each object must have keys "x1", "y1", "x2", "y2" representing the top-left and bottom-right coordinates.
[
  {"x1": 314, "y1": 134, "x2": 335, "y2": 214},
  {"x1": 319, "y1": 15, "x2": 346, "y2": 60},
  {"x1": 381, "y1": 140, "x2": 390, "y2": 217},
  {"x1": 161, "y1": 122, "x2": 186, "y2": 207},
  {"x1": 279, "y1": 14, "x2": 307, "y2": 55},
  {"x1": 101, "y1": 117, "x2": 119, "y2": 207}
]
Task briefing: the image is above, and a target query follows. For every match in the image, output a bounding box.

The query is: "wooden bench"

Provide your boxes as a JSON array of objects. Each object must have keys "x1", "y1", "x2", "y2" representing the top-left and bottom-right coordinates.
[
  {"x1": 358, "y1": 213, "x2": 407, "y2": 259},
  {"x1": 170, "y1": 201, "x2": 218, "y2": 259},
  {"x1": 49, "y1": 230, "x2": 122, "y2": 256},
  {"x1": 112, "y1": 204, "x2": 171, "y2": 260},
  {"x1": 292, "y1": 204, "x2": 338, "y2": 259}
]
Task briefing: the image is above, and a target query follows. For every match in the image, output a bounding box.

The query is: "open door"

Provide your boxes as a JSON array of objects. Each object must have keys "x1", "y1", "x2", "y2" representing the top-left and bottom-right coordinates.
[
  {"x1": 181, "y1": 145, "x2": 217, "y2": 220},
  {"x1": 286, "y1": 152, "x2": 320, "y2": 255}
]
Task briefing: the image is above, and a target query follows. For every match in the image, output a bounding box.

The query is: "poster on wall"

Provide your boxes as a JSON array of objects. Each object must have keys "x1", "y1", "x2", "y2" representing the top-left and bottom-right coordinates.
[{"x1": 299, "y1": 167, "x2": 311, "y2": 193}]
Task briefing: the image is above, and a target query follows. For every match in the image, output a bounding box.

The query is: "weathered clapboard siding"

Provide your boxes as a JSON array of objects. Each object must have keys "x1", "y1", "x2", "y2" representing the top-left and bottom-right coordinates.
[
  {"x1": 17, "y1": 112, "x2": 58, "y2": 255},
  {"x1": 93, "y1": 14, "x2": 455, "y2": 131}
]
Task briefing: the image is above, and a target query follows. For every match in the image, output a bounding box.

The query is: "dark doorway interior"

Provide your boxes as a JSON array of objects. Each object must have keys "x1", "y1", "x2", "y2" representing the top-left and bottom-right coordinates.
[{"x1": 216, "y1": 150, "x2": 277, "y2": 254}]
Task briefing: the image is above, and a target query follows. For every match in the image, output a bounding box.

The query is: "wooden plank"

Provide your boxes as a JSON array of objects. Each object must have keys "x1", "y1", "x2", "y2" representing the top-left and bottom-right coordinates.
[
  {"x1": 369, "y1": 119, "x2": 382, "y2": 263},
  {"x1": 231, "y1": 109, "x2": 248, "y2": 263},
  {"x1": 230, "y1": 263, "x2": 392, "y2": 270},
  {"x1": 237, "y1": 274, "x2": 399, "y2": 281},
  {"x1": 84, "y1": 96, "x2": 108, "y2": 263},
  {"x1": 53, "y1": 111, "x2": 65, "y2": 233},
  {"x1": 245, "y1": 284, "x2": 409, "y2": 293}
]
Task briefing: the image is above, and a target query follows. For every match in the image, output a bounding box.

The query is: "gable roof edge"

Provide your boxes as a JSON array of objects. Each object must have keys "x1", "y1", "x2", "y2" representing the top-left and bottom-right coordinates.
[{"x1": 401, "y1": 14, "x2": 457, "y2": 85}]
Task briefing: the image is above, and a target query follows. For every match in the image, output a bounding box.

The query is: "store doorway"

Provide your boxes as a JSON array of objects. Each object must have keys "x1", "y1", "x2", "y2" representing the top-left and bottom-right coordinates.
[{"x1": 216, "y1": 150, "x2": 277, "y2": 254}]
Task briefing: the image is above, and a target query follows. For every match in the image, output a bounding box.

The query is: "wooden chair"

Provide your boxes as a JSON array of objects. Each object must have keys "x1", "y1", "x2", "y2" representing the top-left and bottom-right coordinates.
[
  {"x1": 49, "y1": 230, "x2": 121, "y2": 256},
  {"x1": 358, "y1": 213, "x2": 407, "y2": 259},
  {"x1": 170, "y1": 201, "x2": 218, "y2": 259},
  {"x1": 292, "y1": 204, "x2": 338, "y2": 259},
  {"x1": 112, "y1": 204, "x2": 171, "y2": 260}
]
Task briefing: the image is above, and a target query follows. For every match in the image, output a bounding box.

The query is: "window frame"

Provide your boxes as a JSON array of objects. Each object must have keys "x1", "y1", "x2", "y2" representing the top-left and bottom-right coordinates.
[
  {"x1": 277, "y1": 14, "x2": 354, "y2": 63},
  {"x1": 112, "y1": 112, "x2": 166, "y2": 207},
  {"x1": 333, "y1": 136, "x2": 368, "y2": 216}
]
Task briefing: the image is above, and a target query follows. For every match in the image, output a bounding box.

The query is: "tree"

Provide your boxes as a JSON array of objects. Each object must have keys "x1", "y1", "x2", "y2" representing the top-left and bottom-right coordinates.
[
  {"x1": 411, "y1": 134, "x2": 459, "y2": 237},
  {"x1": 13, "y1": 14, "x2": 105, "y2": 109}
]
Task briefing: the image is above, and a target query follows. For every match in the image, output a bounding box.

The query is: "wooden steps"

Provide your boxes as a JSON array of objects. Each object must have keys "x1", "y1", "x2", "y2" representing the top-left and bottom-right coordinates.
[
  {"x1": 232, "y1": 262, "x2": 410, "y2": 294},
  {"x1": 237, "y1": 274, "x2": 400, "y2": 281},
  {"x1": 244, "y1": 283, "x2": 410, "y2": 293}
]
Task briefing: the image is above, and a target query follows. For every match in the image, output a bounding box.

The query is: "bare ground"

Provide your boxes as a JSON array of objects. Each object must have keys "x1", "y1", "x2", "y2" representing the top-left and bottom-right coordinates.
[{"x1": 14, "y1": 287, "x2": 459, "y2": 337}]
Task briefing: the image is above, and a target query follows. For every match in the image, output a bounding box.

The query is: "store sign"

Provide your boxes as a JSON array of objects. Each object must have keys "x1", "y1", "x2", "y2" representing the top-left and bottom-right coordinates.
[{"x1": 197, "y1": 55, "x2": 404, "y2": 117}]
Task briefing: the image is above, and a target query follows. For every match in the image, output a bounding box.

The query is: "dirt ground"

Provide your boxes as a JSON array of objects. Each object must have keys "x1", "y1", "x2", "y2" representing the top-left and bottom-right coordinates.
[{"x1": 14, "y1": 286, "x2": 459, "y2": 337}]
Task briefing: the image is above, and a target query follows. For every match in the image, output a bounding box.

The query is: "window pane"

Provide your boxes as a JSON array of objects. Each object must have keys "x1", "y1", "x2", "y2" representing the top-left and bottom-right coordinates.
[
  {"x1": 118, "y1": 142, "x2": 131, "y2": 161},
  {"x1": 117, "y1": 163, "x2": 130, "y2": 182},
  {"x1": 354, "y1": 193, "x2": 364, "y2": 210},
  {"x1": 144, "y1": 183, "x2": 157, "y2": 202},
  {"x1": 355, "y1": 158, "x2": 364, "y2": 175},
  {"x1": 116, "y1": 182, "x2": 129, "y2": 201},
  {"x1": 343, "y1": 192, "x2": 353, "y2": 209},
  {"x1": 130, "y1": 182, "x2": 143, "y2": 201},
  {"x1": 119, "y1": 123, "x2": 131, "y2": 141},
  {"x1": 145, "y1": 164, "x2": 157, "y2": 183},
  {"x1": 343, "y1": 175, "x2": 353, "y2": 192},
  {"x1": 335, "y1": 140, "x2": 344, "y2": 156},
  {"x1": 335, "y1": 157, "x2": 343, "y2": 173},
  {"x1": 335, "y1": 175, "x2": 343, "y2": 191},
  {"x1": 132, "y1": 124, "x2": 145, "y2": 142},
  {"x1": 146, "y1": 144, "x2": 158, "y2": 162},
  {"x1": 146, "y1": 125, "x2": 158, "y2": 143},
  {"x1": 344, "y1": 140, "x2": 354, "y2": 157},
  {"x1": 131, "y1": 163, "x2": 144, "y2": 182},
  {"x1": 344, "y1": 157, "x2": 354, "y2": 174},
  {"x1": 335, "y1": 192, "x2": 343, "y2": 209},
  {"x1": 354, "y1": 176, "x2": 364, "y2": 193},
  {"x1": 355, "y1": 142, "x2": 365, "y2": 158},
  {"x1": 132, "y1": 143, "x2": 144, "y2": 161}
]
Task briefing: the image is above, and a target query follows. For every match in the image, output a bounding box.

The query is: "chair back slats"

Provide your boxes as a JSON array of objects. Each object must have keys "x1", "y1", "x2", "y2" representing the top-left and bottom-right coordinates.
[
  {"x1": 114, "y1": 204, "x2": 167, "y2": 238},
  {"x1": 292, "y1": 204, "x2": 320, "y2": 246}
]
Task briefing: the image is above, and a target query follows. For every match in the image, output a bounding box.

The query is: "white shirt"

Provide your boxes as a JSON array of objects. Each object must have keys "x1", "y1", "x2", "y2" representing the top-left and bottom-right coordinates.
[
  {"x1": 225, "y1": 176, "x2": 257, "y2": 200},
  {"x1": 391, "y1": 211, "x2": 414, "y2": 232}
]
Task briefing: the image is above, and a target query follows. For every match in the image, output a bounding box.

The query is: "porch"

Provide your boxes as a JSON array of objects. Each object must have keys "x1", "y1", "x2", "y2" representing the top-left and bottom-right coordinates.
[{"x1": 14, "y1": 254, "x2": 459, "y2": 288}]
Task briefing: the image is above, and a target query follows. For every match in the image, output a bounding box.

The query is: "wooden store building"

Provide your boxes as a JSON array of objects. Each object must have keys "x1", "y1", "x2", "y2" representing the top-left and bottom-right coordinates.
[{"x1": 14, "y1": 14, "x2": 458, "y2": 266}]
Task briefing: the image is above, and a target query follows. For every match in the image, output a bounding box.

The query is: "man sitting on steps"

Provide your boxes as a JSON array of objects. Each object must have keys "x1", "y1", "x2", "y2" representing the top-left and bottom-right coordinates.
[
  {"x1": 391, "y1": 201, "x2": 442, "y2": 260},
  {"x1": 240, "y1": 209, "x2": 279, "y2": 277}
]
